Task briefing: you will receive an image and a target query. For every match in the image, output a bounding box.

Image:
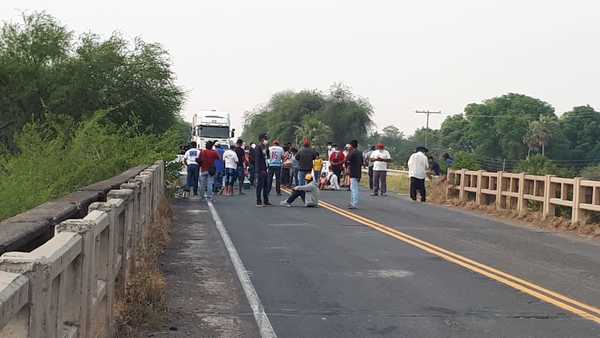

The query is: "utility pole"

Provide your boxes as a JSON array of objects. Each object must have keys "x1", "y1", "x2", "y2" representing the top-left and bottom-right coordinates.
[{"x1": 415, "y1": 110, "x2": 442, "y2": 146}]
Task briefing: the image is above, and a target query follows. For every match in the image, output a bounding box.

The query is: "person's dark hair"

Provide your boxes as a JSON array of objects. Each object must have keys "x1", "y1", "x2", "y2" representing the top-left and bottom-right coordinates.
[
  {"x1": 190, "y1": 141, "x2": 197, "y2": 148},
  {"x1": 442, "y1": 152, "x2": 451, "y2": 160},
  {"x1": 315, "y1": 152, "x2": 320, "y2": 157},
  {"x1": 236, "y1": 138, "x2": 244, "y2": 145},
  {"x1": 291, "y1": 147, "x2": 298, "y2": 154},
  {"x1": 370, "y1": 145, "x2": 375, "y2": 151},
  {"x1": 350, "y1": 140, "x2": 358, "y2": 148},
  {"x1": 206, "y1": 141, "x2": 213, "y2": 149},
  {"x1": 258, "y1": 133, "x2": 268, "y2": 141}
]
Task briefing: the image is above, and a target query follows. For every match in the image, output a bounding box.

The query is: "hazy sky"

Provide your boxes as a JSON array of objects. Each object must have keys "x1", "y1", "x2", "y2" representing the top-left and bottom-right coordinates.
[{"x1": 2, "y1": 0, "x2": 600, "y2": 135}]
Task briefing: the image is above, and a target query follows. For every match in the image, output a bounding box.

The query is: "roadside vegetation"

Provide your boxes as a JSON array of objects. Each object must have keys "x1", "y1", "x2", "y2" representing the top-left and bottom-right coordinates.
[{"x1": 0, "y1": 12, "x2": 188, "y2": 221}]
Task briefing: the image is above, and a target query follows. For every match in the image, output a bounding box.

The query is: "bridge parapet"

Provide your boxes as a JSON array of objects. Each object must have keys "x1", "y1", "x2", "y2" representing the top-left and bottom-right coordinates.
[
  {"x1": 0, "y1": 161, "x2": 164, "y2": 338},
  {"x1": 447, "y1": 169, "x2": 600, "y2": 224}
]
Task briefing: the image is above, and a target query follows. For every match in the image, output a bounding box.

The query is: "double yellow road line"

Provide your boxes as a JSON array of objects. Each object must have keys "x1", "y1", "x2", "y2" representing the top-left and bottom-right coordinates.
[{"x1": 281, "y1": 188, "x2": 600, "y2": 325}]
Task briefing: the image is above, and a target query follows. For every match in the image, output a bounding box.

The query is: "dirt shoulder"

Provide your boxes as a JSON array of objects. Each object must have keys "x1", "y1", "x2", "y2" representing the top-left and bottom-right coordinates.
[{"x1": 145, "y1": 198, "x2": 259, "y2": 337}]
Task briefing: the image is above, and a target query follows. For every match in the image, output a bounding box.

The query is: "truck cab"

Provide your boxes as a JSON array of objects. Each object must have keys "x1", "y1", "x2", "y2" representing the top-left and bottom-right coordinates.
[{"x1": 192, "y1": 111, "x2": 233, "y2": 149}]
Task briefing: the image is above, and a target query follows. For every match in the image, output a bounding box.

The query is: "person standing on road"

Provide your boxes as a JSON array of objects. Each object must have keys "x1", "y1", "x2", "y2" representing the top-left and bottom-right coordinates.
[
  {"x1": 200, "y1": 141, "x2": 220, "y2": 201},
  {"x1": 280, "y1": 173, "x2": 320, "y2": 207},
  {"x1": 254, "y1": 133, "x2": 271, "y2": 207},
  {"x1": 233, "y1": 139, "x2": 247, "y2": 195},
  {"x1": 313, "y1": 153, "x2": 323, "y2": 185},
  {"x1": 408, "y1": 146, "x2": 429, "y2": 202},
  {"x1": 248, "y1": 144, "x2": 256, "y2": 187},
  {"x1": 223, "y1": 145, "x2": 239, "y2": 196},
  {"x1": 282, "y1": 144, "x2": 293, "y2": 187},
  {"x1": 213, "y1": 141, "x2": 225, "y2": 194},
  {"x1": 364, "y1": 145, "x2": 376, "y2": 191},
  {"x1": 268, "y1": 140, "x2": 284, "y2": 195},
  {"x1": 329, "y1": 144, "x2": 345, "y2": 186},
  {"x1": 183, "y1": 141, "x2": 201, "y2": 197},
  {"x1": 290, "y1": 147, "x2": 300, "y2": 187},
  {"x1": 346, "y1": 140, "x2": 362, "y2": 209},
  {"x1": 296, "y1": 139, "x2": 318, "y2": 186},
  {"x1": 370, "y1": 143, "x2": 392, "y2": 196}
]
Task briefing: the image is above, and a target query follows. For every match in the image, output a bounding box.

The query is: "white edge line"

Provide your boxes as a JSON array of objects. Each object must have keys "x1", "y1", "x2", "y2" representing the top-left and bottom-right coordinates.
[{"x1": 207, "y1": 201, "x2": 278, "y2": 338}]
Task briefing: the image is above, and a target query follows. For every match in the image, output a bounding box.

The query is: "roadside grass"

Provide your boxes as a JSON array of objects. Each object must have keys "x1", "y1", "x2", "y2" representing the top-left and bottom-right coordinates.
[{"x1": 115, "y1": 197, "x2": 173, "y2": 337}]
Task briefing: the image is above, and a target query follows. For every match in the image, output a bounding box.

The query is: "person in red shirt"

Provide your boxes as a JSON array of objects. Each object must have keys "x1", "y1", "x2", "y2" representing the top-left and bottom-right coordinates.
[
  {"x1": 200, "y1": 141, "x2": 220, "y2": 201},
  {"x1": 329, "y1": 144, "x2": 345, "y2": 183}
]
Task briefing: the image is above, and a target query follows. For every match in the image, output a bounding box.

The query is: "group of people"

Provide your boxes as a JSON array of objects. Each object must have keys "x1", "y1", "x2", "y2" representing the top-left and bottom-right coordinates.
[{"x1": 181, "y1": 132, "x2": 454, "y2": 209}]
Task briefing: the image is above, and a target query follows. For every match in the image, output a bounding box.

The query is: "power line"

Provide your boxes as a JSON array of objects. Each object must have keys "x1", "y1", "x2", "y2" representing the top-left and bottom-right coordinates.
[{"x1": 415, "y1": 110, "x2": 441, "y2": 147}]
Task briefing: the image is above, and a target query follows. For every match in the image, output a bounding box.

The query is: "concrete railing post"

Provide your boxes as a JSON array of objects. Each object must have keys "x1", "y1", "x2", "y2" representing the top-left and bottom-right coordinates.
[
  {"x1": 56, "y1": 211, "x2": 109, "y2": 338},
  {"x1": 517, "y1": 173, "x2": 526, "y2": 215},
  {"x1": 0, "y1": 253, "x2": 49, "y2": 338},
  {"x1": 107, "y1": 189, "x2": 135, "y2": 278},
  {"x1": 475, "y1": 170, "x2": 483, "y2": 205},
  {"x1": 496, "y1": 171, "x2": 504, "y2": 210},
  {"x1": 543, "y1": 175, "x2": 555, "y2": 219},
  {"x1": 458, "y1": 169, "x2": 467, "y2": 202},
  {"x1": 572, "y1": 177, "x2": 582, "y2": 224}
]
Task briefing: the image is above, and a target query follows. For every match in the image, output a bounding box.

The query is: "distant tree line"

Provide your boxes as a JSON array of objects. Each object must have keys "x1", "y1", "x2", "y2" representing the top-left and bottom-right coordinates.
[
  {"x1": 369, "y1": 93, "x2": 600, "y2": 178},
  {"x1": 245, "y1": 87, "x2": 600, "y2": 178}
]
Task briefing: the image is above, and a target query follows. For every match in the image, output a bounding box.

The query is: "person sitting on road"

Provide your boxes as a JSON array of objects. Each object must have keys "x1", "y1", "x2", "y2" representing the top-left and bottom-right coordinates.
[
  {"x1": 280, "y1": 174, "x2": 320, "y2": 207},
  {"x1": 327, "y1": 171, "x2": 340, "y2": 190}
]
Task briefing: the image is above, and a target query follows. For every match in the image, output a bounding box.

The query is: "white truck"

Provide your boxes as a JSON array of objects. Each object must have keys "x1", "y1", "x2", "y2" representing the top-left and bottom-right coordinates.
[{"x1": 191, "y1": 110, "x2": 235, "y2": 149}]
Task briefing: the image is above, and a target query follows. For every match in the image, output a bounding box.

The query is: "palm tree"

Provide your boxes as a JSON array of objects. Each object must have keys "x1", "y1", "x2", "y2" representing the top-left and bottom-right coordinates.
[
  {"x1": 523, "y1": 116, "x2": 555, "y2": 157},
  {"x1": 294, "y1": 116, "x2": 333, "y2": 151}
]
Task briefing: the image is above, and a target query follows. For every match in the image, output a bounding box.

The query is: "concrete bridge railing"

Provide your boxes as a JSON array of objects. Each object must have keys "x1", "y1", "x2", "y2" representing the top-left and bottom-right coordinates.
[
  {"x1": 447, "y1": 169, "x2": 600, "y2": 223},
  {"x1": 0, "y1": 161, "x2": 164, "y2": 338}
]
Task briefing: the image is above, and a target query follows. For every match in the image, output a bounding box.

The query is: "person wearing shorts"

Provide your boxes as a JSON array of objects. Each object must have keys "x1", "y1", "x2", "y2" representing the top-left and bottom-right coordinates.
[{"x1": 223, "y1": 146, "x2": 239, "y2": 196}]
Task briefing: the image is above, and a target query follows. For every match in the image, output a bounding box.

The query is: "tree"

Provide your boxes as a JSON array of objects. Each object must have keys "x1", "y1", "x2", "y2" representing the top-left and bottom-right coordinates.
[
  {"x1": 294, "y1": 116, "x2": 333, "y2": 151},
  {"x1": 523, "y1": 115, "x2": 557, "y2": 157},
  {"x1": 242, "y1": 84, "x2": 374, "y2": 146},
  {"x1": 559, "y1": 105, "x2": 600, "y2": 163},
  {"x1": 0, "y1": 12, "x2": 184, "y2": 151},
  {"x1": 464, "y1": 93, "x2": 555, "y2": 161}
]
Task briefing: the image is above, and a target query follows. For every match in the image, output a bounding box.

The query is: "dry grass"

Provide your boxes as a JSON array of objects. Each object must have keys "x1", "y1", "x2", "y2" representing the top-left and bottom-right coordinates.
[
  {"x1": 430, "y1": 181, "x2": 600, "y2": 239},
  {"x1": 360, "y1": 173, "x2": 410, "y2": 194},
  {"x1": 115, "y1": 197, "x2": 173, "y2": 338}
]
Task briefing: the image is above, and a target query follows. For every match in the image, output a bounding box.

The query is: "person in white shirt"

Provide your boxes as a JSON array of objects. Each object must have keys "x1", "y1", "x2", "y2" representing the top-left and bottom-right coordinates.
[
  {"x1": 407, "y1": 146, "x2": 429, "y2": 202},
  {"x1": 183, "y1": 141, "x2": 201, "y2": 196},
  {"x1": 222, "y1": 147, "x2": 239, "y2": 196},
  {"x1": 369, "y1": 143, "x2": 392, "y2": 196}
]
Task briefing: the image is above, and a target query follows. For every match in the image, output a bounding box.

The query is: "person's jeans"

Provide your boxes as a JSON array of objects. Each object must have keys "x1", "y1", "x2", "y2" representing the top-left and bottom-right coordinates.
[
  {"x1": 298, "y1": 170, "x2": 310, "y2": 186},
  {"x1": 268, "y1": 166, "x2": 282, "y2": 194},
  {"x1": 350, "y1": 177, "x2": 360, "y2": 207},
  {"x1": 286, "y1": 190, "x2": 306, "y2": 204},
  {"x1": 281, "y1": 167, "x2": 290, "y2": 186},
  {"x1": 410, "y1": 177, "x2": 426, "y2": 202},
  {"x1": 200, "y1": 172, "x2": 215, "y2": 200},
  {"x1": 373, "y1": 170, "x2": 387, "y2": 194},
  {"x1": 213, "y1": 172, "x2": 223, "y2": 192},
  {"x1": 186, "y1": 164, "x2": 199, "y2": 195},
  {"x1": 236, "y1": 165, "x2": 245, "y2": 191},
  {"x1": 292, "y1": 168, "x2": 299, "y2": 186},
  {"x1": 313, "y1": 171, "x2": 321, "y2": 185},
  {"x1": 249, "y1": 165, "x2": 255, "y2": 186},
  {"x1": 224, "y1": 168, "x2": 236, "y2": 186},
  {"x1": 256, "y1": 170, "x2": 269, "y2": 204}
]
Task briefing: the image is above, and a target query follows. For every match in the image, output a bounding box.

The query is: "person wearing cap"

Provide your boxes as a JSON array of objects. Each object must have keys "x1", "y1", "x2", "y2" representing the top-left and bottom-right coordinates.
[
  {"x1": 328, "y1": 144, "x2": 345, "y2": 185},
  {"x1": 408, "y1": 146, "x2": 429, "y2": 202},
  {"x1": 268, "y1": 139, "x2": 284, "y2": 195},
  {"x1": 370, "y1": 143, "x2": 392, "y2": 196},
  {"x1": 254, "y1": 133, "x2": 271, "y2": 206},
  {"x1": 296, "y1": 139, "x2": 318, "y2": 186},
  {"x1": 280, "y1": 173, "x2": 320, "y2": 207}
]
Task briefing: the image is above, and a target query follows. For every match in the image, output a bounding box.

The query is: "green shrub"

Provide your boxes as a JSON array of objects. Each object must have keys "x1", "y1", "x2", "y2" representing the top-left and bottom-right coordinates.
[
  {"x1": 0, "y1": 112, "x2": 184, "y2": 221},
  {"x1": 515, "y1": 155, "x2": 574, "y2": 177},
  {"x1": 452, "y1": 151, "x2": 481, "y2": 171},
  {"x1": 580, "y1": 165, "x2": 600, "y2": 181}
]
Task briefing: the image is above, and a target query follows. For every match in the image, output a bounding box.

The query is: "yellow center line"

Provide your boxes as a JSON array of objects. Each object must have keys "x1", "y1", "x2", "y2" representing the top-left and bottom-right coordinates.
[{"x1": 280, "y1": 188, "x2": 600, "y2": 325}]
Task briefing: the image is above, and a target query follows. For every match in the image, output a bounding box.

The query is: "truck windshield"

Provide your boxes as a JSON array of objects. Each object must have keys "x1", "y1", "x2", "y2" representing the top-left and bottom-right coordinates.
[{"x1": 199, "y1": 126, "x2": 229, "y2": 138}]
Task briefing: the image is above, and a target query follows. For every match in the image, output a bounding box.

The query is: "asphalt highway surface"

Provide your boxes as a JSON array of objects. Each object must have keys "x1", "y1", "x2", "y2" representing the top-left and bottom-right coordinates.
[{"x1": 207, "y1": 187, "x2": 600, "y2": 337}]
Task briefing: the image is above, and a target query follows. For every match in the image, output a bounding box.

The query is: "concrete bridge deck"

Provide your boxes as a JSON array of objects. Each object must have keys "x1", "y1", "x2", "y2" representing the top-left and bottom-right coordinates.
[{"x1": 156, "y1": 187, "x2": 600, "y2": 337}]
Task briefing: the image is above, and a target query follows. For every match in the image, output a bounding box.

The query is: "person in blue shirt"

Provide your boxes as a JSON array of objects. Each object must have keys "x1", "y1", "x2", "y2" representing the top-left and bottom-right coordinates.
[{"x1": 214, "y1": 141, "x2": 225, "y2": 193}]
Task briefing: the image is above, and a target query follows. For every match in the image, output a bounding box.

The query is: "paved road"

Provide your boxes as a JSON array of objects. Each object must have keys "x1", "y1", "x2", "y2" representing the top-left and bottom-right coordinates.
[{"x1": 197, "y1": 187, "x2": 600, "y2": 337}]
